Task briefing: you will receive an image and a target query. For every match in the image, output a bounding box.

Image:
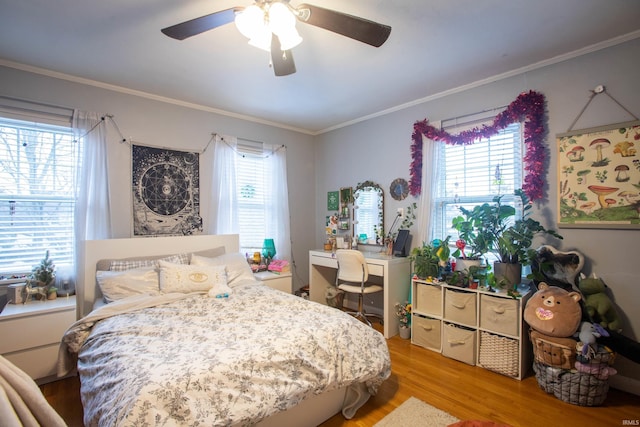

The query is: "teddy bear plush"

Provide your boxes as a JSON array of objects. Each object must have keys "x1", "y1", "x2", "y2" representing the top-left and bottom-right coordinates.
[
  {"x1": 524, "y1": 282, "x2": 583, "y2": 338},
  {"x1": 578, "y1": 274, "x2": 622, "y2": 333}
]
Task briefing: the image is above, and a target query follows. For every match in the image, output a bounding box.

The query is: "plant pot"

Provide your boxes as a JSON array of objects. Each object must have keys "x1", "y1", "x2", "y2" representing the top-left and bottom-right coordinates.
[
  {"x1": 454, "y1": 258, "x2": 482, "y2": 272},
  {"x1": 493, "y1": 262, "x2": 522, "y2": 289},
  {"x1": 399, "y1": 326, "x2": 411, "y2": 339}
]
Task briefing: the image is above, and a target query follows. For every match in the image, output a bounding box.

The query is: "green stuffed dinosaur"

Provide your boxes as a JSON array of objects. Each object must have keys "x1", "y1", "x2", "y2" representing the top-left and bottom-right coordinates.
[{"x1": 578, "y1": 274, "x2": 622, "y2": 333}]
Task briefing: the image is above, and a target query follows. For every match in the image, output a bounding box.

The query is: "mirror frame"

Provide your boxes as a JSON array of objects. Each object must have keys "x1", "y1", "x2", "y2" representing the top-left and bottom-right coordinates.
[{"x1": 354, "y1": 180, "x2": 384, "y2": 244}]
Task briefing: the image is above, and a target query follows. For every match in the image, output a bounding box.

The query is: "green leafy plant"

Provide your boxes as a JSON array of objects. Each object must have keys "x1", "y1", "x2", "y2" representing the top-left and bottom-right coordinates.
[
  {"x1": 399, "y1": 202, "x2": 417, "y2": 230},
  {"x1": 451, "y1": 202, "x2": 504, "y2": 260},
  {"x1": 452, "y1": 189, "x2": 562, "y2": 266},
  {"x1": 410, "y1": 237, "x2": 450, "y2": 279},
  {"x1": 491, "y1": 189, "x2": 562, "y2": 266}
]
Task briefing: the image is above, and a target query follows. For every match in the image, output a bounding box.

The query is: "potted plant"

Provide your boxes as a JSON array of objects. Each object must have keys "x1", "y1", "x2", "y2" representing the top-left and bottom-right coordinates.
[
  {"x1": 410, "y1": 237, "x2": 450, "y2": 279},
  {"x1": 28, "y1": 250, "x2": 56, "y2": 300},
  {"x1": 451, "y1": 204, "x2": 497, "y2": 271},
  {"x1": 30, "y1": 250, "x2": 56, "y2": 288},
  {"x1": 394, "y1": 301, "x2": 412, "y2": 339},
  {"x1": 490, "y1": 189, "x2": 563, "y2": 288},
  {"x1": 456, "y1": 189, "x2": 563, "y2": 289}
]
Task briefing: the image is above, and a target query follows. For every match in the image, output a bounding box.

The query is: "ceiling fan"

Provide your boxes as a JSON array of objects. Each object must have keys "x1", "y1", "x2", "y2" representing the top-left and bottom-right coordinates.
[{"x1": 161, "y1": 1, "x2": 392, "y2": 76}]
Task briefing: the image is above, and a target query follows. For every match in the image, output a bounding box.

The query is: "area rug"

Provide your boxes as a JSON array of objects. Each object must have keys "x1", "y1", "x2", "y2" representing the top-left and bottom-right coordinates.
[{"x1": 374, "y1": 396, "x2": 459, "y2": 427}]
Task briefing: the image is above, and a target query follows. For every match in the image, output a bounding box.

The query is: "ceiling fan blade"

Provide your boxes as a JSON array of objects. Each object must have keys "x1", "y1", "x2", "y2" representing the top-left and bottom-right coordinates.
[
  {"x1": 271, "y1": 34, "x2": 296, "y2": 76},
  {"x1": 161, "y1": 7, "x2": 242, "y2": 40},
  {"x1": 296, "y1": 3, "x2": 391, "y2": 47}
]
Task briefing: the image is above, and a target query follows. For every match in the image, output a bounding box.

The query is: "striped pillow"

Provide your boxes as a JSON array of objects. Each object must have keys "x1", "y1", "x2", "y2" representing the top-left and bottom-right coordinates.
[{"x1": 109, "y1": 253, "x2": 189, "y2": 271}]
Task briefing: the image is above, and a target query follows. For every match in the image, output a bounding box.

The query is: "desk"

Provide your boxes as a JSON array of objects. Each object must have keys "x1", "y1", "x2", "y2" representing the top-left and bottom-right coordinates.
[{"x1": 309, "y1": 250, "x2": 411, "y2": 338}]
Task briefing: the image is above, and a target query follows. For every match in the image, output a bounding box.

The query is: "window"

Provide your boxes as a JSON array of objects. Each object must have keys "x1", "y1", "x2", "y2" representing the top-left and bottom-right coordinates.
[
  {"x1": 431, "y1": 121, "x2": 523, "y2": 256},
  {"x1": 0, "y1": 117, "x2": 79, "y2": 277},
  {"x1": 236, "y1": 141, "x2": 268, "y2": 255}
]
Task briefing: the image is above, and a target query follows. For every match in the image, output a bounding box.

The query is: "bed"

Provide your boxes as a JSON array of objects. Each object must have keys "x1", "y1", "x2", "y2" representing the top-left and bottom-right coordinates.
[{"x1": 58, "y1": 234, "x2": 391, "y2": 427}]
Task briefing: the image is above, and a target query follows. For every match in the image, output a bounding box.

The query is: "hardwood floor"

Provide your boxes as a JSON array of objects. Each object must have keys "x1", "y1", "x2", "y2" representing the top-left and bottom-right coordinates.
[{"x1": 41, "y1": 325, "x2": 639, "y2": 427}]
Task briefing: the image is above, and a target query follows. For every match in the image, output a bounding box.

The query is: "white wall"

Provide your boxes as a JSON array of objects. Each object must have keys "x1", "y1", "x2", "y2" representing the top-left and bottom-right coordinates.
[
  {"x1": 314, "y1": 38, "x2": 640, "y2": 393},
  {"x1": 0, "y1": 65, "x2": 317, "y2": 293}
]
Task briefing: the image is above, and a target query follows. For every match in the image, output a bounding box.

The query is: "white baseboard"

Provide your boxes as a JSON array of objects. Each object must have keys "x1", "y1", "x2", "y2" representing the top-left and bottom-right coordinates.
[{"x1": 610, "y1": 375, "x2": 640, "y2": 396}]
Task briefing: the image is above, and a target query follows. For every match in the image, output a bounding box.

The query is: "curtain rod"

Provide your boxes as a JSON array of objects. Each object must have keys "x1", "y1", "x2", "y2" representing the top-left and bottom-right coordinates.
[
  {"x1": 441, "y1": 105, "x2": 508, "y2": 128},
  {"x1": 213, "y1": 132, "x2": 264, "y2": 145}
]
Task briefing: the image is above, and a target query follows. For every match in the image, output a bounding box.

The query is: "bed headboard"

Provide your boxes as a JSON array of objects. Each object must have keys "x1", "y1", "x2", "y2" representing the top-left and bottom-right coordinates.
[{"x1": 78, "y1": 234, "x2": 240, "y2": 318}]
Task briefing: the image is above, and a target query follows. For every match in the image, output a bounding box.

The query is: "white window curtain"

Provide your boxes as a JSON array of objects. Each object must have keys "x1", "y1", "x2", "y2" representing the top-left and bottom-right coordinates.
[
  {"x1": 210, "y1": 134, "x2": 239, "y2": 234},
  {"x1": 73, "y1": 110, "x2": 112, "y2": 303},
  {"x1": 73, "y1": 111, "x2": 112, "y2": 241},
  {"x1": 210, "y1": 135, "x2": 291, "y2": 261},
  {"x1": 416, "y1": 135, "x2": 440, "y2": 248},
  {"x1": 264, "y1": 145, "x2": 291, "y2": 261}
]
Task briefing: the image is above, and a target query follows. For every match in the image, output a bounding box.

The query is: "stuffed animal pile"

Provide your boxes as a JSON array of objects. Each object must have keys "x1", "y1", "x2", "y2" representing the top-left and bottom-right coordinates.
[
  {"x1": 524, "y1": 283, "x2": 583, "y2": 369},
  {"x1": 524, "y1": 282, "x2": 616, "y2": 406}
]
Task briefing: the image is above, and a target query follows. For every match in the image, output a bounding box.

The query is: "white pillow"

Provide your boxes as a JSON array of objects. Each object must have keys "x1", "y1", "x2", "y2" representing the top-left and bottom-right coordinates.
[
  {"x1": 96, "y1": 266, "x2": 160, "y2": 303},
  {"x1": 190, "y1": 252, "x2": 255, "y2": 287},
  {"x1": 158, "y1": 260, "x2": 228, "y2": 293}
]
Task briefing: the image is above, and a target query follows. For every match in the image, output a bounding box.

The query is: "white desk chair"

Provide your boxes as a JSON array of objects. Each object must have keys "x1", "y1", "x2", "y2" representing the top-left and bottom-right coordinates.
[{"x1": 335, "y1": 249, "x2": 383, "y2": 327}]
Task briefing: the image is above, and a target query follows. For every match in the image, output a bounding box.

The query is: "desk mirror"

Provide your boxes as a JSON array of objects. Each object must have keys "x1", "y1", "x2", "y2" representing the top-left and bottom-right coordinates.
[{"x1": 354, "y1": 181, "x2": 384, "y2": 244}]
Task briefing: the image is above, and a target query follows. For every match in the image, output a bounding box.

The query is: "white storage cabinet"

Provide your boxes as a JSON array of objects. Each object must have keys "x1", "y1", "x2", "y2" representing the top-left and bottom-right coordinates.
[
  {"x1": 411, "y1": 278, "x2": 532, "y2": 379},
  {"x1": 0, "y1": 296, "x2": 76, "y2": 383}
]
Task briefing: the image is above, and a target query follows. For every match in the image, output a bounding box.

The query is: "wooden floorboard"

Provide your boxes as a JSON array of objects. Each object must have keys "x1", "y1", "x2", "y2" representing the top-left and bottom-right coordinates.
[{"x1": 41, "y1": 323, "x2": 640, "y2": 426}]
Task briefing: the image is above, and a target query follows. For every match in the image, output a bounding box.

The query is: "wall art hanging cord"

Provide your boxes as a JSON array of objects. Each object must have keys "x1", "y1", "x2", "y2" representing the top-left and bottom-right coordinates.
[
  {"x1": 213, "y1": 133, "x2": 286, "y2": 158},
  {"x1": 567, "y1": 85, "x2": 638, "y2": 132},
  {"x1": 409, "y1": 90, "x2": 547, "y2": 201}
]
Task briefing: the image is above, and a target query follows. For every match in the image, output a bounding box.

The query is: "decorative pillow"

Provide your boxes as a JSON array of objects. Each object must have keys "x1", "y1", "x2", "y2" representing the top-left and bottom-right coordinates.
[
  {"x1": 158, "y1": 260, "x2": 228, "y2": 293},
  {"x1": 96, "y1": 266, "x2": 160, "y2": 303},
  {"x1": 190, "y1": 252, "x2": 255, "y2": 287},
  {"x1": 524, "y1": 282, "x2": 582, "y2": 337},
  {"x1": 109, "y1": 253, "x2": 189, "y2": 272}
]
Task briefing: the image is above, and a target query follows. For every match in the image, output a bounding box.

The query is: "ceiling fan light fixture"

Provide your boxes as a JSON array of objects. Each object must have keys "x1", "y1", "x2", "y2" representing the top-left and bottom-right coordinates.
[
  {"x1": 268, "y1": 2, "x2": 297, "y2": 34},
  {"x1": 234, "y1": 5, "x2": 266, "y2": 40},
  {"x1": 248, "y1": 27, "x2": 272, "y2": 52},
  {"x1": 277, "y1": 28, "x2": 302, "y2": 51}
]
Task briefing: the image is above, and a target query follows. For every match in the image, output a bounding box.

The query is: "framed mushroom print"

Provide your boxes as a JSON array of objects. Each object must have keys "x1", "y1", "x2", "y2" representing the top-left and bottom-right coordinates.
[{"x1": 557, "y1": 120, "x2": 640, "y2": 228}]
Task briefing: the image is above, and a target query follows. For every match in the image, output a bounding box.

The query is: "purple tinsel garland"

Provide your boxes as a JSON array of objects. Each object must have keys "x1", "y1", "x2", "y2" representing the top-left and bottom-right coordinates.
[{"x1": 409, "y1": 90, "x2": 547, "y2": 201}]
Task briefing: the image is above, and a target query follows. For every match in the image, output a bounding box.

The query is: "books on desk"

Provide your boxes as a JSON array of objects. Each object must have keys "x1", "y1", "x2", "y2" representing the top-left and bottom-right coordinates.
[{"x1": 268, "y1": 260, "x2": 290, "y2": 274}]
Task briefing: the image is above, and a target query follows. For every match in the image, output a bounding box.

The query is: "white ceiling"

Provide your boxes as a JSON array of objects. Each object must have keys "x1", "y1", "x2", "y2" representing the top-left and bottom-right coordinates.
[{"x1": 1, "y1": 0, "x2": 639, "y2": 134}]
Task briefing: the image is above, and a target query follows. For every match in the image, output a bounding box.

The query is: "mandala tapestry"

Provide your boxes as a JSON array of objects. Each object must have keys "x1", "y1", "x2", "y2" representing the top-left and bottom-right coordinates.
[{"x1": 132, "y1": 144, "x2": 202, "y2": 236}]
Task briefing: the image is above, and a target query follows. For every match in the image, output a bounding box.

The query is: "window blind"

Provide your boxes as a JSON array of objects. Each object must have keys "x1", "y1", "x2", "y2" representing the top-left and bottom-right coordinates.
[
  {"x1": 0, "y1": 116, "x2": 77, "y2": 276},
  {"x1": 236, "y1": 141, "x2": 267, "y2": 255},
  {"x1": 432, "y1": 120, "x2": 523, "y2": 242}
]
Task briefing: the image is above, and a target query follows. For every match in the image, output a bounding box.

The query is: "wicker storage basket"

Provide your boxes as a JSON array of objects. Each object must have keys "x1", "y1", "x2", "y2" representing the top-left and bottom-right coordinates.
[
  {"x1": 478, "y1": 331, "x2": 519, "y2": 378},
  {"x1": 532, "y1": 341, "x2": 616, "y2": 406}
]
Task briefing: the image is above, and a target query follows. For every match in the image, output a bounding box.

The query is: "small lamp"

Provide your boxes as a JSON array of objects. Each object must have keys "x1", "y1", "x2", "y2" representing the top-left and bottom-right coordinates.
[{"x1": 262, "y1": 238, "x2": 276, "y2": 260}]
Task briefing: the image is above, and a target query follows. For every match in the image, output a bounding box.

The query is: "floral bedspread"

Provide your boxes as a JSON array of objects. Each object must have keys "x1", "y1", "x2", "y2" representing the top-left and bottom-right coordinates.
[{"x1": 61, "y1": 280, "x2": 390, "y2": 426}]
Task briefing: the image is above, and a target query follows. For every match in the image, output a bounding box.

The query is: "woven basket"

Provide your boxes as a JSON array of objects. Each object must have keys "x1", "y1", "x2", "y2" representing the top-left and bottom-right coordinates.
[
  {"x1": 532, "y1": 342, "x2": 615, "y2": 407},
  {"x1": 478, "y1": 331, "x2": 519, "y2": 378},
  {"x1": 533, "y1": 361, "x2": 610, "y2": 406}
]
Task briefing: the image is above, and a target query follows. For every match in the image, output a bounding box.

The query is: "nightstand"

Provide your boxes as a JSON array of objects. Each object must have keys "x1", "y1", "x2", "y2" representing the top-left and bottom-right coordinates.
[
  {"x1": 0, "y1": 296, "x2": 76, "y2": 384},
  {"x1": 254, "y1": 271, "x2": 292, "y2": 294}
]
